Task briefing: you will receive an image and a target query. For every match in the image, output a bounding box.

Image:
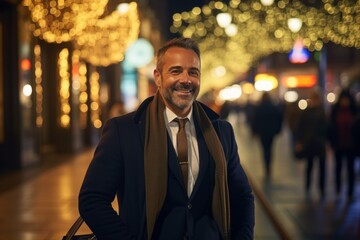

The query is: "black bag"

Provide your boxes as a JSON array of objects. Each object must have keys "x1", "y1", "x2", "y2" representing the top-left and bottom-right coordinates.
[{"x1": 62, "y1": 216, "x2": 96, "y2": 240}]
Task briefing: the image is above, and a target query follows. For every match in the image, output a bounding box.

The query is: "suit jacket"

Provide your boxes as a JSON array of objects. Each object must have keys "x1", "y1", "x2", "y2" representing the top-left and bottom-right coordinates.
[{"x1": 79, "y1": 97, "x2": 254, "y2": 240}]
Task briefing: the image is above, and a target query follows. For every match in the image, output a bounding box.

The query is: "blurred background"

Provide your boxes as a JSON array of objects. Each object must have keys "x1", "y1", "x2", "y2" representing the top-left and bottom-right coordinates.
[{"x1": 0, "y1": 0, "x2": 359, "y2": 239}]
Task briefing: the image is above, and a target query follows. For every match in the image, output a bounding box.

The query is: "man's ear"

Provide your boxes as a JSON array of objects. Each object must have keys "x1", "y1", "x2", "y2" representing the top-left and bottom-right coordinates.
[{"x1": 153, "y1": 69, "x2": 161, "y2": 87}]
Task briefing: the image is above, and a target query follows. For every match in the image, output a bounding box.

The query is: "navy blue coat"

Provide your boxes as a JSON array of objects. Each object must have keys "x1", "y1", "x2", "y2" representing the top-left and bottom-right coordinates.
[{"x1": 79, "y1": 97, "x2": 254, "y2": 240}]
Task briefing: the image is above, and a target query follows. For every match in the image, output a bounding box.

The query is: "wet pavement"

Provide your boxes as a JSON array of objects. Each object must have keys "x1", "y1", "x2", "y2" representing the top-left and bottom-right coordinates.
[{"x1": 0, "y1": 113, "x2": 359, "y2": 239}]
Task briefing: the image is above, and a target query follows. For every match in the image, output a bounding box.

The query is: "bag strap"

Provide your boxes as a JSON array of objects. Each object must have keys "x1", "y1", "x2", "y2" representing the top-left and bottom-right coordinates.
[{"x1": 64, "y1": 216, "x2": 85, "y2": 240}]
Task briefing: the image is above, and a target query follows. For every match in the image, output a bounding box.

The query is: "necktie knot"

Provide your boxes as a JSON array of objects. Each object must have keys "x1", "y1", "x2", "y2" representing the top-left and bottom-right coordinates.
[{"x1": 175, "y1": 118, "x2": 188, "y2": 129}]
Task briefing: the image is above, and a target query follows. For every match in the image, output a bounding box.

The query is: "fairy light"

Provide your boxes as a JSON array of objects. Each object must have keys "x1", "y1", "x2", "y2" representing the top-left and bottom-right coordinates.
[
  {"x1": 23, "y1": 0, "x2": 109, "y2": 43},
  {"x1": 58, "y1": 48, "x2": 71, "y2": 128},
  {"x1": 34, "y1": 44, "x2": 43, "y2": 127},
  {"x1": 172, "y1": 0, "x2": 360, "y2": 95},
  {"x1": 75, "y1": 2, "x2": 140, "y2": 66},
  {"x1": 89, "y1": 71, "x2": 101, "y2": 129},
  {"x1": 23, "y1": 1, "x2": 140, "y2": 66},
  {"x1": 78, "y1": 62, "x2": 88, "y2": 129}
]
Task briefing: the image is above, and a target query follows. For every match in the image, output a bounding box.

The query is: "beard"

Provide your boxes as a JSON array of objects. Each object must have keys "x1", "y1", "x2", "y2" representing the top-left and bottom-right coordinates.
[{"x1": 161, "y1": 82, "x2": 199, "y2": 112}]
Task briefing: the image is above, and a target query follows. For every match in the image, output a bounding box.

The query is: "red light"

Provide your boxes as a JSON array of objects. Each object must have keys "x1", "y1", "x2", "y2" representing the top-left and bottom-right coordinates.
[
  {"x1": 282, "y1": 75, "x2": 317, "y2": 88},
  {"x1": 21, "y1": 59, "x2": 31, "y2": 71}
]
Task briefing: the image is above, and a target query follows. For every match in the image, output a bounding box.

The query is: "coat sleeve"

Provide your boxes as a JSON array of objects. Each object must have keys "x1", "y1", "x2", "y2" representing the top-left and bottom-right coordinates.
[
  {"x1": 217, "y1": 120, "x2": 255, "y2": 240},
  {"x1": 78, "y1": 118, "x2": 135, "y2": 240}
]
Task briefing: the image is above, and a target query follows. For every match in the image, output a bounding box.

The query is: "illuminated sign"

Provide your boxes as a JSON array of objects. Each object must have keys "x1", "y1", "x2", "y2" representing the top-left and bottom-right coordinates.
[
  {"x1": 288, "y1": 39, "x2": 310, "y2": 64},
  {"x1": 281, "y1": 75, "x2": 317, "y2": 88}
]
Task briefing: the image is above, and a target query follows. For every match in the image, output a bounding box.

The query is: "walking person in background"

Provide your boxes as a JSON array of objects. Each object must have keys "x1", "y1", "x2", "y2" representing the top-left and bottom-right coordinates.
[
  {"x1": 328, "y1": 89, "x2": 358, "y2": 199},
  {"x1": 78, "y1": 37, "x2": 254, "y2": 239},
  {"x1": 252, "y1": 91, "x2": 283, "y2": 177},
  {"x1": 295, "y1": 88, "x2": 327, "y2": 198},
  {"x1": 284, "y1": 100, "x2": 302, "y2": 155}
]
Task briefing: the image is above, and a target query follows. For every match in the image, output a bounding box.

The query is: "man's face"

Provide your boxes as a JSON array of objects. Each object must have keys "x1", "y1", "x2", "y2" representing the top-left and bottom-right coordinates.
[{"x1": 154, "y1": 47, "x2": 201, "y2": 117}]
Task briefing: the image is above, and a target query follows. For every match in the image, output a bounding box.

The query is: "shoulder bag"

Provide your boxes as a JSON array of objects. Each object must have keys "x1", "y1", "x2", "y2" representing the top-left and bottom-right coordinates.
[{"x1": 62, "y1": 216, "x2": 96, "y2": 240}]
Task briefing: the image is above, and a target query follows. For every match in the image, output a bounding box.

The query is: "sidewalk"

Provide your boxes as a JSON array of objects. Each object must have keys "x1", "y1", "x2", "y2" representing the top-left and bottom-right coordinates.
[
  {"x1": 0, "y1": 113, "x2": 359, "y2": 239},
  {"x1": 0, "y1": 142, "x2": 279, "y2": 239},
  {"x1": 229, "y1": 112, "x2": 360, "y2": 240},
  {"x1": 0, "y1": 149, "x2": 95, "y2": 239}
]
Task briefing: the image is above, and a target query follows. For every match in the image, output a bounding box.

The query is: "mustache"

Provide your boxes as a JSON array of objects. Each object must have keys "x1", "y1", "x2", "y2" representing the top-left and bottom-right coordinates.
[{"x1": 174, "y1": 82, "x2": 194, "y2": 91}]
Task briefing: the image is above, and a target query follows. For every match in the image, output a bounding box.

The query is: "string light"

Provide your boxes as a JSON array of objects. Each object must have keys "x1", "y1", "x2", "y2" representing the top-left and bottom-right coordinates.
[
  {"x1": 58, "y1": 48, "x2": 71, "y2": 128},
  {"x1": 23, "y1": 0, "x2": 109, "y2": 43},
  {"x1": 172, "y1": 0, "x2": 360, "y2": 95},
  {"x1": 23, "y1": 0, "x2": 140, "y2": 66},
  {"x1": 34, "y1": 44, "x2": 43, "y2": 127},
  {"x1": 89, "y1": 71, "x2": 102, "y2": 129},
  {"x1": 78, "y1": 62, "x2": 88, "y2": 129},
  {"x1": 75, "y1": 2, "x2": 140, "y2": 66}
]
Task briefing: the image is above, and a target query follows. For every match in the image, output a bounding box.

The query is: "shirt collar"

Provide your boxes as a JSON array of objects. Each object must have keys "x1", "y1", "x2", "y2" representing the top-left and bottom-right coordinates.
[{"x1": 165, "y1": 107, "x2": 193, "y2": 125}]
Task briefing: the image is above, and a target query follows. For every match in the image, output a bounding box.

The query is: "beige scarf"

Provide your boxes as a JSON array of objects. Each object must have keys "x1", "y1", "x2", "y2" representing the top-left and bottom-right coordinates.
[{"x1": 144, "y1": 91, "x2": 230, "y2": 239}]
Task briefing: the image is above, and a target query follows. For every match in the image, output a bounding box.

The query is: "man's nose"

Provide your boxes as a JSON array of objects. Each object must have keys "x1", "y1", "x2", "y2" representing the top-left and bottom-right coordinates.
[{"x1": 179, "y1": 72, "x2": 190, "y2": 83}]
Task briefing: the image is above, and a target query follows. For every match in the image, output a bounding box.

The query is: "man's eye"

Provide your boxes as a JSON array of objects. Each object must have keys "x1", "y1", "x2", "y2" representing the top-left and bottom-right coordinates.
[
  {"x1": 170, "y1": 70, "x2": 181, "y2": 75},
  {"x1": 189, "y1": 71, "x2": 199, "y2": 77}
]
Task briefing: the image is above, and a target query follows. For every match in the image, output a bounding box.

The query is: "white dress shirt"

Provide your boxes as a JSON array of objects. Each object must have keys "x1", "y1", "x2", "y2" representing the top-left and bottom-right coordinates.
[{"x1": 164, "y1": 107, "x2": 199, "y2": 197}]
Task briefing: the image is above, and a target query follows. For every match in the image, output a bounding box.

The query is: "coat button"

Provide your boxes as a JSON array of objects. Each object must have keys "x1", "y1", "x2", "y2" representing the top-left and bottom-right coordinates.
[{"x1": 187, "y1": 204, "x2": 192, "y2": 210}]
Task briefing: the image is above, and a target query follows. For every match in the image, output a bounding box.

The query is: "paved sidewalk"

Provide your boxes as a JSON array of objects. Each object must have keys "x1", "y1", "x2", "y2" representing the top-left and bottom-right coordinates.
[
  {"x1": 229, "y1": 113, "x2": 360, "y2": 240},
  {"x1": 1, "y1": 112, "x2": 359, "y2": 239},
  {"x1": 0, "y1": 143, "x2": 279, "y2": 239}
]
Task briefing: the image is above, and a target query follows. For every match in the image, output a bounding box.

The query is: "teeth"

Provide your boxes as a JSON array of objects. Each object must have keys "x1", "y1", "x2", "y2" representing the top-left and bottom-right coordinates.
[{"x1": 177, "y1": 89, "x2": 191, "y2": 92}]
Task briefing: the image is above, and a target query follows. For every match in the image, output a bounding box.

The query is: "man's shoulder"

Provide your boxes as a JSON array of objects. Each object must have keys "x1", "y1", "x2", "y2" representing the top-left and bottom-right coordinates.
[{"x1": 104, "y1": 111, "x2": 138, "y2": 130}]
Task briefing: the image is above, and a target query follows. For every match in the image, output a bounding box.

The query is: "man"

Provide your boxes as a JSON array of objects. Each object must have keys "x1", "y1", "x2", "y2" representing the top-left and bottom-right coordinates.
[{"x1": 79, "y1": 37, "x2": 254, "y2": 239}]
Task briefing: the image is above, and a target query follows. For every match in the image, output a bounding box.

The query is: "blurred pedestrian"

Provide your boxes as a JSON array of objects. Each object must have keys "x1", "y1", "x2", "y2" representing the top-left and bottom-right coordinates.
[
  {"x1": 284, "y1": 101, "x2": 302, "y2": 154},
  {"x1": 295, "y1": 88, "x2": 327, "y2": 198},
  {"x1": 252, "y1": 91, "x2": 283, "y2": 177},
  {"x1": 328, "y1": 89, "x2": 358, "y2": 198}
]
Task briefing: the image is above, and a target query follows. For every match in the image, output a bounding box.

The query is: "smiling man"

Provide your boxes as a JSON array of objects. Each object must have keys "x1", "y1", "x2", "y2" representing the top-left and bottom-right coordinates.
[{"x1": 79, "y1": 37, "x2": 255, "y2": 240}]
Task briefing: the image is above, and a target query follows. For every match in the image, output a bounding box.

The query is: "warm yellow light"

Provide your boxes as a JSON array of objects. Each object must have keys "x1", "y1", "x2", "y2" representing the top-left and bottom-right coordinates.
[
  {"x1": 75, "y1": 2, "x2": 140, "y2": 66},
  {"x1": 93, "y1": 119, "x2": 102, "y2": 129},
  {"x1": 327, "y1": 92, "x2": 336, "y2": 103},
  {"x1": 260, "y1": 0, "x2": 274, "y2": 6},
  {"x1": 172, "y1": 0, "x2": 360, "y2": 94},
  {"x1": 298, "y1": 99, "x2": 308, "y2": 110},
  {"x1": 23, "y1": 84, "x2": 32, "y2": 97},
  {"x1": 282, "y1": 75, "x2": 317, "y2": 88},
  {"x1": 34, "y1": 44, "x2": 43, "y2": 127},
  {"x1": 287, "y1": 18, "x2": 303, "y2": 33},
  {"x1": 225, "y1": 23, "x2": 238, "y2": 36},
  {"x1": 58, "y1": 48, "x2": 71, "y2": 128},
  {"x1": 219, "y1": 84, "x2": 242, "y2": 101},
  {"x1": 24, "y1": 1, "x2": 140, "y2": 66},
  {"x1": 216, "y1": 13, "x2": 232, "y2": 28},
  {"x1": 284, "y1": 91, "x2": 299, "y2": 103},
  {"x1": 23, "y1": 0, "x2": 109, "y2": 43},
  {"x1": 242, "y1": 82, "x2": 254, "y2": 95},
  {"x1": 255, "y1": 74, "x2": 278, "y2": 91},
  {"x1": 116, "y1": 3, "x2": 129, "y2": 14}
]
